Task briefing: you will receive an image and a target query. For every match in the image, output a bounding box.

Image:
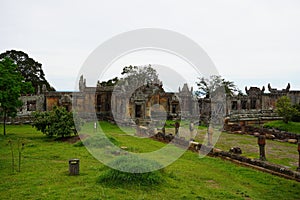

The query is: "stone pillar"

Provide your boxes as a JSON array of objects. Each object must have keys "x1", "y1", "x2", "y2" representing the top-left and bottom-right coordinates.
[
  {"x1": 135, "y1": 119, "x2": 140, "y2": 135},
  {"x1": 189, "y1": 121, "x2": 194, "y2": 140},
  {"x1": 241, "y1": 121, "x2": 246, "y2": 133},
  {"x1": 162, "y1": 125, "x2": 166, "y2": 135},
  {"x1": 223, "y1": 117, "x2": 229, "y2": 131},
  {"x1": 258, "y1": 134, "x2": 266, "y2": 161},
  {"x1": 297, "y1": 138, "x2": 300, "y2": 172},
  {"x1": 175, "y1": 122, "x2": 180, "y2": 136},
  {"x1": 237, "y1": 100, "x2": 241, "y2": 110},
  {"x1": 207, "y1": 126, "x2": 213, "y2": 146}
]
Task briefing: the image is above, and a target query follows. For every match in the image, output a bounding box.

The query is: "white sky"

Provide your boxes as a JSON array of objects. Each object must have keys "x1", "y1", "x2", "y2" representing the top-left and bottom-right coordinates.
[{"x1": 1, "y1": 0, "x2": 300, "y2": 92}]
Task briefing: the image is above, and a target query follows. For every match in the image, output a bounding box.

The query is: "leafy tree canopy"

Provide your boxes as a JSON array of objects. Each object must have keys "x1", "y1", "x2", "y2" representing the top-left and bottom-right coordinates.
[
  {"x1": 195, "y1": 75, "x2": 239, "y2": 98},
  {"x1": 121, "y1": 65, "x2": 159, "y2": 85},
  {"x1": 97, "y1": 77, "x2": 119, "y2": 87},
  {"x1": 0, "y1": 58, "x2": 34, "y2": 135},
  {"x1": 0, "y1": 50, "x2": 55, "y2": 94},
  {"x1": 97, "y1": 65, "x2": 159, "y2": 89},
  {"x1": 291, "y1": 104, "x2": 300, "y2": 122},
  {"x1": 276, "y1": 96, "x2": 298, "y2": 123}
]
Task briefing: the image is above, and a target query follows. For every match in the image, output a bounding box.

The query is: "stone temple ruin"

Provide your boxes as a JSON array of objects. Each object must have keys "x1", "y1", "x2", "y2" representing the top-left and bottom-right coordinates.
[{"x1": 8, "y1": 75, "x2": 300, "y2": 125}]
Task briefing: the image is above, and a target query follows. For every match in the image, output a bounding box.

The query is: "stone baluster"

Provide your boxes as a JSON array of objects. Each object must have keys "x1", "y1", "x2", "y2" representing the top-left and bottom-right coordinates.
[
  {"x1": 258, "y1": 134, "x2": 267, "y2": 161},
  {"x1": 297, "y1": 137, "x2": 300, "y2": 172}
]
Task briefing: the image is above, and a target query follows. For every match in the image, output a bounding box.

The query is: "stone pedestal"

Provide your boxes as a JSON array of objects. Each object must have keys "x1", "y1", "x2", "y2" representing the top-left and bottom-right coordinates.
[
  {"x1": 240, "y1": 121, "x2": 246, "y2": 133},
  {"x1": 207, "y1": 127, "x2": 213, "y2": 147},
  {"x1": 175, "y1": 122, "x2": 180, "y2": 136},
  {"x1": 258, "y1": 134, "x2": 266, "y2": 161}
]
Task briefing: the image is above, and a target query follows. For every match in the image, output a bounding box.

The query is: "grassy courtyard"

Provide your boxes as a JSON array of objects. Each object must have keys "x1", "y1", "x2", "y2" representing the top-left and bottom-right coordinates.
[{"x1": 0, "y1": 122, "x2": 300, "y2": 199}]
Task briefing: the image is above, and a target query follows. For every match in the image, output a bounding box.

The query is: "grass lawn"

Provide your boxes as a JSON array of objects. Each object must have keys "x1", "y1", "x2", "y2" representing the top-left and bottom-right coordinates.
[
  {"x1": 0, "y1": 122, "x2": 300, "y2": 199},
  {"x1": 263, "y1": 120, "x2": 300, "y2": 134}
]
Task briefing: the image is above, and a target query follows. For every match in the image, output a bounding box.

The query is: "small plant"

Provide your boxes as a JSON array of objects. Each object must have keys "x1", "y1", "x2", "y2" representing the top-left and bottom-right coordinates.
[
  {"x1": 17, "y1": 139, "x2": 25, "y2": 172},
  {"x1": 8, "y1": 140, "x2": 14, "y2": 172},
  {"x1": 8, "y1": 139, "x2": 25, "y2": 173}
]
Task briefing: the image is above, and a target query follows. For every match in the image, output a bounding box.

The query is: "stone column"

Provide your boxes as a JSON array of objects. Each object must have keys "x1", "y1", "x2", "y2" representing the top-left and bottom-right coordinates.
[
  {"x1": 135, "y1": 119, "x2": 140, "y2": 136},
  {"x1": 258, "y1": 134, "x2": 266, "y2": 161},
  {"x1": 297, "y1": 138, "x2": 300, "y2": 172},
  {"x1": 241, "y1": 121, "x2": 246, "y2": 133},
  {"x1": 189, "y1": 121, "x2": 194, "y2": 140},
  {"x1": 162, "y1": 125, "x2": 166, "y2": 135},
  {"x1": 207, "y1": 126, "x2": 213, "y2": 146},
  {"x1": 175, "y1": 122, "x2": 180, "y2": 136}
]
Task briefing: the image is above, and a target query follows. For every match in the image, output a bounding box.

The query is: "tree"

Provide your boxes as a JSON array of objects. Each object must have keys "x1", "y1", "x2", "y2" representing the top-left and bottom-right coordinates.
[
  {"x1": 275, "y1": 96, "x2": 298, "y2": 123},
  {"x1": 195, "y1": 75, "x2": 238, "y2": 98},
  {"x1": 0, "y1": 58, "x2": 34, "y2": 135},
  {"x1": 32, "y1": 106, "x2": 84, "y2": 137},
  {"x1": 97, "y1": 77, "x2": 119, "y2": 87},
  {"x1": 0, "y1": 50, "x2": 55, "y2": 94},
  {"x1": 291, "y1": 104, "x2": 300, "y2": 122},
  {"x1": 121, "y1": 64, "x2": 159, "y2": 85}
]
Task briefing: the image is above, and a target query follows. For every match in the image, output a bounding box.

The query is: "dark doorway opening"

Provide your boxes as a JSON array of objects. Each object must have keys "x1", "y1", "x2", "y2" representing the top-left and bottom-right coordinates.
[{"x1": 135, "y1": 105, "x2": 142, "y2": 118}]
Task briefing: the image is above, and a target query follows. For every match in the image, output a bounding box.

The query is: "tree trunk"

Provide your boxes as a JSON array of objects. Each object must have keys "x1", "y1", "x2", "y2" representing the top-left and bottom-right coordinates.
[{"x1": 3, "y1": 110, "x2": 6, "y2": 136}]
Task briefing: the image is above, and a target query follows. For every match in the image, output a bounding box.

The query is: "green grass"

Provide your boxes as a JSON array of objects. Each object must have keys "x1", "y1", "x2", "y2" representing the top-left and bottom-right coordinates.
[
  {"x1": 0, "y1": 123, "x2": 300, "y2": 199},
  {"x1": 263, "y1": 120, "x2": 300, "y2": 134}
]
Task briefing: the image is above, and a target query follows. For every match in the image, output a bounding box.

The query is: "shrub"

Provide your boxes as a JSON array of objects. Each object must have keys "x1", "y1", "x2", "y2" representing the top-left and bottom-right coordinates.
[
  {"x1": 32, "y1": 106, "x2": 84, "y2": 137},
  {"x1": 275, "y1": 96, "x2": 298, "y2": 123},
  {"x1": 292, "y1": 104, "x2": 300, "y2": 122}
]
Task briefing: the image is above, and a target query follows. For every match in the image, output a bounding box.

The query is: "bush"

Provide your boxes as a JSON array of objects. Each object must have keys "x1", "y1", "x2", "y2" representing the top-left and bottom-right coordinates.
[
  {"x1": 275, "y1": 96, "x2": 298, "y2": 123},
  {"x1": 32, "y1": 106, "x2": 84, "y2": 137},
  {"x1": 292, "y1": 104, "x2": 300, "y2": 122},
  {"x1": 98, "y1": 155, "x2": 164, "y2": 186}
]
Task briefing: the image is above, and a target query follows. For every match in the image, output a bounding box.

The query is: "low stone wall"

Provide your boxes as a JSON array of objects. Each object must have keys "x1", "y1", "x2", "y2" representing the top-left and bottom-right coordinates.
[
  {"x1": 0, "y1": 115, "x2": 34, "y2": 125},
  {"x1": 213, "y1": 150, "x2": 300, "y2": 181},
  {"x1": 225, "y1": 123, "x2": 299, "y2": 141},
  {"x1": 142, "y1": 127, "x2": 300, "y2": 182}
]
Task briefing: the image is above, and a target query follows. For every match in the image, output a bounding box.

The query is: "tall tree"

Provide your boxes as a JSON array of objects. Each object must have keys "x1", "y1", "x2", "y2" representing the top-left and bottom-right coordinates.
[
  {"x1": 0, "y1": 58, "x2": 34, "y2": 135},
  {"x1": 96, "y1": 65, "x2": 159, "y2": 88},
  {"x1": 276, "y1": 96, "x2": 298, "y2": 123},
  {"x1": 97, "y1": 77, "x2": 119, "y2": 87},
  {"x1": 195, "y1": 75, "x2": 238, "y2": 98},
  {"x1": 0, "y1": 50, "x2": 55, "y2": 93},
  {"x1": 121, "y1": 64, "x2": 159, "y2": 86}
]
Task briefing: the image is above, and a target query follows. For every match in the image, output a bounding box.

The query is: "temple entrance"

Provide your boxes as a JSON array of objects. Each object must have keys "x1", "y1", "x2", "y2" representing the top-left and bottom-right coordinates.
[{"x1": 135, "y1": 104, "x2": 142, "y2": 118}]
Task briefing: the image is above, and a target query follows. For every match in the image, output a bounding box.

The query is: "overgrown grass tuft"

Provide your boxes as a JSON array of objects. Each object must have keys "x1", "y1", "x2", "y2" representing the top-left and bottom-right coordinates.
[{"x1": 98, "y1": 155, "x2": 164, "y2": 186}]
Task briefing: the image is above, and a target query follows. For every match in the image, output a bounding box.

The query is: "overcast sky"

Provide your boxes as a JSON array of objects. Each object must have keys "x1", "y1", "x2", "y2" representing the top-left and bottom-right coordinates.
[{"x1": 1, "y1": 0, "x2": 300, "y2": 93}]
